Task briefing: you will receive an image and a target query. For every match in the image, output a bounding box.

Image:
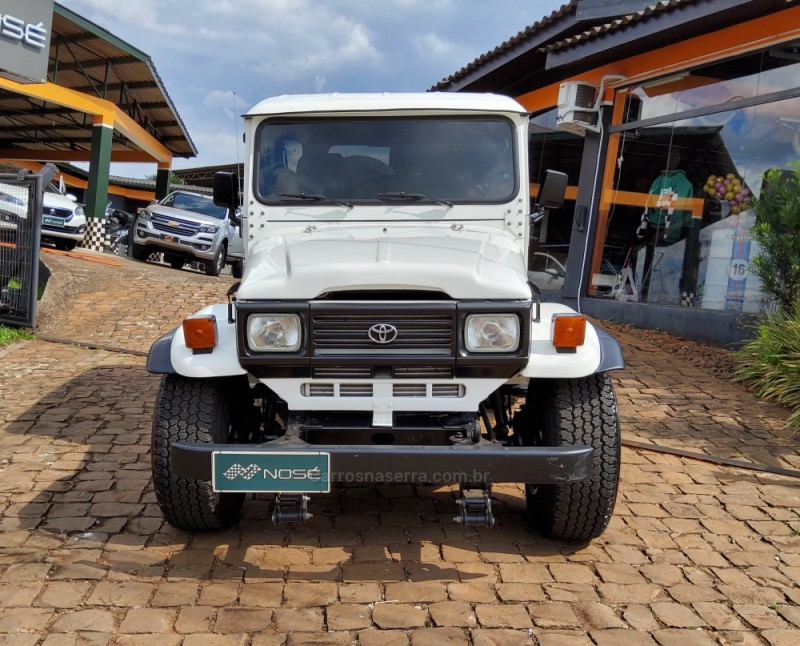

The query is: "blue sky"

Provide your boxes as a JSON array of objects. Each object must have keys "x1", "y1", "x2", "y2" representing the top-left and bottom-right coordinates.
[{"x1": 57, "y1": 0, "x2": 564, "y2": 176}]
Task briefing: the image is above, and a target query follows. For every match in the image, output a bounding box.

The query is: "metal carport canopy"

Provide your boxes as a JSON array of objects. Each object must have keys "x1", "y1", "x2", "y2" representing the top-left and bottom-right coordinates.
[{"x1": 0, "y1": 3, "x2": 196, "y2": 213}]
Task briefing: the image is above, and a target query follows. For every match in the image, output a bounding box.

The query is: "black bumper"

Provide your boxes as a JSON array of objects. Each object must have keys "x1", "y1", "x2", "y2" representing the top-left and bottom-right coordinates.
[{"x1": 170, "y1": 439, "x2": 594, "y2": 484}]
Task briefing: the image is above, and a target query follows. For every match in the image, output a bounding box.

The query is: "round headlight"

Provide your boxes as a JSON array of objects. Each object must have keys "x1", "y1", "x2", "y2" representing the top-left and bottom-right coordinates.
[
  {"x1": 74, "y1": 204, "x2": 84, "y2": 216},
  {"x1": 465, "y1": 314, "x2": 520, "y2": 352},
  {"x1": 247, "y1": 314, "x2": 301, "y2": 352}
]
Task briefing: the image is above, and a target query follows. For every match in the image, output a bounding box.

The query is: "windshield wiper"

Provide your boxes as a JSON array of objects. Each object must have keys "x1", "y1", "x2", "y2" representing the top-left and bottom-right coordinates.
[
  {"x1": 279, "y1": 193, "x2": 353, "y2": 209},
  {"x1": 377, "y1": 192, "x2": 453, "y2": 209}
]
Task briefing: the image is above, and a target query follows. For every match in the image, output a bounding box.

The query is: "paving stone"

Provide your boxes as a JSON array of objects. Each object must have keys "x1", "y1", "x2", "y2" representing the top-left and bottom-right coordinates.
[
  {"x1": 590, "y1": 629, "x2": 659, "y2": 645},
  {"x1": 447, "y1": 582, "x2": 496, "y2": 603},
  {"x1": 282, "y1": 581, "x2": 338, "y2": 607},
  {"x1": 175, "y1": 606, "x2": 214, "y2": 634},
  {"x1": 327, "y1": 603, "x2": 372, "y2": 630},
  {"x1": 761, "y1": 629, "x2": 800, "y2": 646},
  {"x1": 407, "y1": 627, "x2": 467, "y2": 645},
  {"x1": 649, "y1": 602, "x2": 706, "y2": 628},
  {"x1": 651, "y1": 628, "x2": 720, "y2": 646},
  {"x1": 572, "y1": 602, "x2": 626, "y2": 629},
  {"x1": 49, "y1": 609, "x2": 116, "y2": 633},
  {"x1": 474, "y1": 604, "x2": 532, "y2": 629},
  {"x1": 286, "y1": 633, "x2": 353, "y2": 645},
  {"x1": 535, "y1": 633, "x2": 593, "y2": 646},
  {"x1": 358, "y1": 630, "x2": 409, "y2": 646},
  {"x1": 429, "y1": 601, "x2": 477, "y2": 627},
  {"x1": 385, "y1": 581, "x2": 448, "y2": 602},
  {"x1": 373, "y1": 603, "x2": 428, "y2": 629},
  {"x1": 118, "y1": 608, "x2": 175, "y2": 634},
  {"x1": 214, "y1": 608, "x2": 273, "y2": 633}
]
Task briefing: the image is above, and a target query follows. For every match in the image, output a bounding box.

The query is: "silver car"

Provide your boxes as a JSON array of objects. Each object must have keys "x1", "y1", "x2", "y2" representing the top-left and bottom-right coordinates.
[{"x1": 131, "y1": 190, "x2": 243, "y2": 276}]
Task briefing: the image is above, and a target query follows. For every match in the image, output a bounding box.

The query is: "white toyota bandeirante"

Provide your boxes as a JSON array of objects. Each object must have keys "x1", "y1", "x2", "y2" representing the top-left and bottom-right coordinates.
[{"x1": 147, "y1": 93, "x2": 624, "y2": 540}]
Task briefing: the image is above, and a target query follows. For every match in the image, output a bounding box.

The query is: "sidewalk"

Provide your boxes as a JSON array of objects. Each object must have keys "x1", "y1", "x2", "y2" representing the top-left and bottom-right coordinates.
[{"x1": 0, "y1": 252, "x2": 797, "y2": 645}]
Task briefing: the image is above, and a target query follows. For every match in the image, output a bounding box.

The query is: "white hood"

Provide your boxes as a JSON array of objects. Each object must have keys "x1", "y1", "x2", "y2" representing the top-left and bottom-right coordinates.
[{"x1": 237, "y1": 225, "x2": 531, "y2": 300}]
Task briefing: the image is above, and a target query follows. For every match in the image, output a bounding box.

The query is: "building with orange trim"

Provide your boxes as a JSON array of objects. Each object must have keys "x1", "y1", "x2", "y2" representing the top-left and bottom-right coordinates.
[
  {"x1": 1, "y1": 1, "x2": 195, "y2": 250},
  {"x1": 434, "y1": 0, "x2": 799, "y2": 344}
]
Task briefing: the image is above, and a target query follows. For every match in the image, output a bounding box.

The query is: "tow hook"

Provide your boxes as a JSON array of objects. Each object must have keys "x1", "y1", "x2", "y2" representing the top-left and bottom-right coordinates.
[
  {"x1": 454, "y1": 484, "x2": 494, "y2": 527},
  {"x1": 271, "y1": 493, "x2": 312, "y2": 523}
]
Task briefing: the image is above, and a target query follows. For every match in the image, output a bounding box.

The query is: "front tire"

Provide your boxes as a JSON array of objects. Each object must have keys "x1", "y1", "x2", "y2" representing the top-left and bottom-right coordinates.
[
  {"x1": 205, "y1": 245, "x2": 226, "y2": 276},
  {"x1": 54, "y1": 239, "x2": 77, "y2": 252},
  {"x1": 231, "y1": 260, "x2": 243, "y2": 279},
  {"x1": 151, "y1": 374, "x2": 246, "y2": 531},
  {"x1": 522, "y1": 373, "x2": 620, "y2": 541},
  {"x1": 131, "y1": 242, "x2": 149, "y2": 261}
]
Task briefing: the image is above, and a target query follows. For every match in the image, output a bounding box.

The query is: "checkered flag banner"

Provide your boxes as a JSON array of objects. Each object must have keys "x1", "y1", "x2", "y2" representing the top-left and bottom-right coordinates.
[{"x1": 223, "y1": 463, "x2": 262, "y2": 480}]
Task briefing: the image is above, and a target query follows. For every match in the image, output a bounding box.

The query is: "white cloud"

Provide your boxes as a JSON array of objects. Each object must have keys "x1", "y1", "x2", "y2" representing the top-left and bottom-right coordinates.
[
  {"x1": 55, "y1": 0, "x2": 560, "y2": 174},
  {"x1": 203, "y1": 90, "x2": 250, "y2": 119}
]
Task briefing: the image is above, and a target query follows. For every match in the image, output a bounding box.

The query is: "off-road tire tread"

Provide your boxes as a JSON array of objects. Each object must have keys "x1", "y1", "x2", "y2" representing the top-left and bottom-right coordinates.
[
  {"x1": 527, "y1": 372, "x2": 620, "y2": 541},
  {"x1": 151, "y1": 374, "x2": 244, "y2": 530}
]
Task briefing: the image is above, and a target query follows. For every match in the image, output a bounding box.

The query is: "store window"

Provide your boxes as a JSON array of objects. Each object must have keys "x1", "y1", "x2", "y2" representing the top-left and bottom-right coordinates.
[
  {"x1": 529, "y1": 109, "x2": 584, "y2": 291},
  {"x1": 595, "y1": 48, "x2": 800, "y2": 312}
]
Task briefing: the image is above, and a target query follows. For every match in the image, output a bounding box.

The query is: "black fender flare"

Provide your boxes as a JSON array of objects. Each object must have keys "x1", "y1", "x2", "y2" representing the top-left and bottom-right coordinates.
[
  {"x1": 594, "y1": 324, "x2": 625, "y2": 373},
  {"x1": 146, "y1": 328, "x2": 177, "y2": 374}
]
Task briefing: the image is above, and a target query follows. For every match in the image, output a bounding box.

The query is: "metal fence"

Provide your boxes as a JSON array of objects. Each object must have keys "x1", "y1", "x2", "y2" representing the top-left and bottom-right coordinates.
[{"x1": 0, "y1": 172, "x2": 43, "y2": 328}]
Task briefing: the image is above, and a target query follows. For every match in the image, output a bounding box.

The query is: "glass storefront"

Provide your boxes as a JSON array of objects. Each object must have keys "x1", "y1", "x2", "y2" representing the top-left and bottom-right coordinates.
[
  {"x1": 595, "y1": 47, "x2": 800, "y2": 312},
  {"x1": 528, "y1": 109, "x2": 584, "y2": 291}
]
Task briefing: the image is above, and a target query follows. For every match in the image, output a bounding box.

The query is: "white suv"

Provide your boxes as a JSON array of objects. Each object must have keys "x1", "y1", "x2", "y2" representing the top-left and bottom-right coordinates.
[
  {"x1": 131, "y1": 189, "x2": 243, "y2": 277},
  {"x1": 0, "y1": 182, "x2": 86, "y2": 251}
]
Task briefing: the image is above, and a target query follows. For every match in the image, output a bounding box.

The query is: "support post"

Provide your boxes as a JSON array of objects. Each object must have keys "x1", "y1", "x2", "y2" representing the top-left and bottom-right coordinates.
[
  {"x1": 85, "y1": 117, "x2": 113, "y2": 220},
  {"x1": 155, "y1": 167, "x2": 171, "y2": 201}
]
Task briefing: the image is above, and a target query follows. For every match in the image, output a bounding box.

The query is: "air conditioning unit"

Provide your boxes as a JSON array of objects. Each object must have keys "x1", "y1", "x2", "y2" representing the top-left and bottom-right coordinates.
[{"x1": 556, "y1": 81, "x2": 598, "y2": 135}]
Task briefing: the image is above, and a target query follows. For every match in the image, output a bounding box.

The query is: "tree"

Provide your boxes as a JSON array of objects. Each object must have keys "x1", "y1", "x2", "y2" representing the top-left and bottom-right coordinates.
[
  {"x1": 145, "y1": 171, "x2": 184, "y2": 186},
  {"x1": 751, "y1": 164, "x2": 800, "y2": 314}
]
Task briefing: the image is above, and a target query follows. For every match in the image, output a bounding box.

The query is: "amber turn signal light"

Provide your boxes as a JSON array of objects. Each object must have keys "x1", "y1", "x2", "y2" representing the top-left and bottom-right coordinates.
[
  {"x1": 551, "y1": 313, "x2": 586, "y2": 350},
  {"x1": 183, "y1": 314, "x2": 218, "y2": 350}
]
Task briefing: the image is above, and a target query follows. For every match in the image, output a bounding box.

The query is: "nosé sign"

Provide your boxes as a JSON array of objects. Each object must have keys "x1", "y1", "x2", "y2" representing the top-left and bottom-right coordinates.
[{"x1": 0, "y1": 0, "x2": 54, "y2": 83}]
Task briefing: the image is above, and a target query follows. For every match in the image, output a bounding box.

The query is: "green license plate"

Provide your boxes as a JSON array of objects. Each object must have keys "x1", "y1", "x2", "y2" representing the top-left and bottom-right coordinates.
[
  {"x1": 43, "y1": 215, "x2": 65, "y2": 227},
  {"x1": 212, "y1": 451, "x2": 330, "y2": 493}
]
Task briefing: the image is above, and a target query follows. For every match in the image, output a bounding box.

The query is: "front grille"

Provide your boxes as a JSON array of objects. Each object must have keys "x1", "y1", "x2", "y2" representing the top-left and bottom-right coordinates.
[
  {"x1": 43, "y1": 207, "x2": 72, "y2": 219},
  {"x1": 302, "y1": 383, "x2": 463, "y2": 399},
  {"x1": 151, "y1": 214, "x2": 200, "y2": 237},
  {"x1": 311, "y1": 308, "x2": 454, "y2": 356}
]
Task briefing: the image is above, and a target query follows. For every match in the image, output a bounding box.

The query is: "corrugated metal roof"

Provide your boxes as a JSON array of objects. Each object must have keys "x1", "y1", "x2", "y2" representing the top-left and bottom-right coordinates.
[
  {"x1": 0, "y1": 3, "x2": 196, "y2": 160},
  {"x1": 430, "y1": 0, "x2": 711, "y2": 91},
  {"x1": 539, "y1": 0, "x2": 695, "y2": 54},
  {"x1": 431, "y1": 1, "x2": 578, "y2": 91}
]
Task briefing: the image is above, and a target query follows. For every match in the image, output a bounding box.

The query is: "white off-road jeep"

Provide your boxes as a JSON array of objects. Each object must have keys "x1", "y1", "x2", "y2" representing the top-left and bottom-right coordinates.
[{"x1": 147, "y1": 93, "x2": 624, "y2": 540}]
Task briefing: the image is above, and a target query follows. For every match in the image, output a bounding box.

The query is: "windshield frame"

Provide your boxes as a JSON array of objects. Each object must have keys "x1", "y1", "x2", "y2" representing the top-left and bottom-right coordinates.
[{"x1": 253, "y1": 115, "x2": 519, "y2": 207}]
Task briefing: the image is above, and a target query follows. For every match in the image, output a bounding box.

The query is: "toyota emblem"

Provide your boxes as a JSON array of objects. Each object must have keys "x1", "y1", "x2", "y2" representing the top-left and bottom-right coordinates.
[{"x1": 368, "y1": 323, "x2": 398, "y2": 344}]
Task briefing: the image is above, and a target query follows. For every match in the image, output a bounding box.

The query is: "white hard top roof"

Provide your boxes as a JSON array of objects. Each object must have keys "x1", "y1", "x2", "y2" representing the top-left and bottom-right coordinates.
[{"x1": 245, "y1": 92, "x2": 528, "y2": 117}]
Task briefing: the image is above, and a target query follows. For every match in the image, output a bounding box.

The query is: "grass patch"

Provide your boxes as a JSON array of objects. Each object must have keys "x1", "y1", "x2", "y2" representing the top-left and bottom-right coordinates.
[
  {"x1": 735, "y1": 307, "x2": 800, "y2": 431},
  {"x1": 0, "y1": 324, "x2": 34, "y2": 347}
]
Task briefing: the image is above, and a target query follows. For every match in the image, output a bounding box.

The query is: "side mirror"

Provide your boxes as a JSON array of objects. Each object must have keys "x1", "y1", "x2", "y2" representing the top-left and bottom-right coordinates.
[
  {"x1": 214, "y1": 172, "x2": 238, "y2": 209},
  {"x1": 538, "y1": 170, "x2": 568, "y2": 210},
  {"x1": 531, "y1": 169, "x2": 568, "y2": 224},
  {"x1": 214, "y1": 172, "x2": 241, "y2": 226},
  {"x1": 66, "y1": 193, "x2": 78, "y2": 203}
]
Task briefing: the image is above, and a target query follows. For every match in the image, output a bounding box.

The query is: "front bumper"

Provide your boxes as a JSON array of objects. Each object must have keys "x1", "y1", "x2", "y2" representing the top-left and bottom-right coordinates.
[
  {"x1": 41, "y1": 225, "x2": 86, "y2": 241},
  {"x1": 170, "y1": 438, "x2": 593, "y2": 484},
  {"x1": 134, "y1": 226, "x2": 217, "y2": 260}
]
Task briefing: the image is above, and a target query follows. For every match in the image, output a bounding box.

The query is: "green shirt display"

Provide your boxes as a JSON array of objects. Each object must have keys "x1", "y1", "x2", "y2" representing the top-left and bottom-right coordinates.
[{"x1": 644, "y1": 170, "x2": 695, "y2": 244}]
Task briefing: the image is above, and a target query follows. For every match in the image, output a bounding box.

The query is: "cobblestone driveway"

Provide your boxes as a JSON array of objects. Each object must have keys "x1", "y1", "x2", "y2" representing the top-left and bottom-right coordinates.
[{"x1": 0, "y1": 252, "x2": 798, "y2": 645}]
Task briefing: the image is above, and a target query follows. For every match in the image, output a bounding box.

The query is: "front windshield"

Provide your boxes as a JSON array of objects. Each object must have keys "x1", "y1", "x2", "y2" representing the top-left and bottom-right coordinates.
[
  {"x1": 255, "y1": 117, "x2": 517, "y2": 205},
  {"x1": 162, "y1": 191, "x2": 227, "y2": 219}
]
